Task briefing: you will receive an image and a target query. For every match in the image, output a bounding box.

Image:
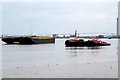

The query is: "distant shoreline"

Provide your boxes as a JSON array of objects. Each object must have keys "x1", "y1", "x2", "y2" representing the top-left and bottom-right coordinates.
[
  {"x1": 0, "y1": 35, "x2": 120, "y2": 39},
  {"x1": 0, "y1": 36, "x2": 119, "y2": 39},
  {"x1": 54, "y1": 37, "x2": 119, "y2": 39}
]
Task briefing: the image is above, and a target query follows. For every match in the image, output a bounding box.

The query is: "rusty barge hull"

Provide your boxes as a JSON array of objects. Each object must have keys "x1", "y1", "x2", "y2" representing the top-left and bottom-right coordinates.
[{"x1": 2, "y1": 36, "x2": 55, "y2": 44}]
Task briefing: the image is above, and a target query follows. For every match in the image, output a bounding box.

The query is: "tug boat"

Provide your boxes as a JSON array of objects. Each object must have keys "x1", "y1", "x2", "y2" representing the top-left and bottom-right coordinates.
[
  {"x1": 65, "y1": 39, "x2": 111, "y2": 47},
  {"x1": 2, "y1": 36, "x2": 55, "y2": 44}
]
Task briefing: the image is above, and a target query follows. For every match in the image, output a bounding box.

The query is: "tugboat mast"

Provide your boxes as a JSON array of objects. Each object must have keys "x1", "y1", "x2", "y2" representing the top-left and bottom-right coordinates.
[{"x1": 75, "y1": 30, "x2": 77, "y2": 37}]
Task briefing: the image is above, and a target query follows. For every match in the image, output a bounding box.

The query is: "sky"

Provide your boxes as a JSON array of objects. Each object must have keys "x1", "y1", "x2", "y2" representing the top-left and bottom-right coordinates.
[{"x1": 1, "y1": 0, "x2": 120, "y2": 36}]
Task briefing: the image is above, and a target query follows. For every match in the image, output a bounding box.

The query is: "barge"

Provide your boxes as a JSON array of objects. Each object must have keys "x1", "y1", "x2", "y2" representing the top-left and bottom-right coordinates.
[
  {"x1": 65, "y1": 39, "x2": 111, "y2": 47},
  {"x1": 2, "y1": 36, "x2": 55, "y2": 44}
]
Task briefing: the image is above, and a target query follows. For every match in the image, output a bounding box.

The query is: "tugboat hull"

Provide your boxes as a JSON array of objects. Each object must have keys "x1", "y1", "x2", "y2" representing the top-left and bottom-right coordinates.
[{"x1": 65, "y1": 39, "x2": 111, "y2": 47}]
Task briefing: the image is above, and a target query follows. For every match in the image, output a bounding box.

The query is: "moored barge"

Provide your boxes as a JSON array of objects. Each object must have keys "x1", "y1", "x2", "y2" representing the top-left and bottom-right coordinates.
[{"x1": 2, "y1": 36, "x2": 55, "y2": 44}]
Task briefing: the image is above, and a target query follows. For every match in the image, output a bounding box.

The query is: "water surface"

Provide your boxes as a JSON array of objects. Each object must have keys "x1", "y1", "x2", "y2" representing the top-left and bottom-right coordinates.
[{"x1": 2, "y1": 39, "x2": 118, "y2": 69}]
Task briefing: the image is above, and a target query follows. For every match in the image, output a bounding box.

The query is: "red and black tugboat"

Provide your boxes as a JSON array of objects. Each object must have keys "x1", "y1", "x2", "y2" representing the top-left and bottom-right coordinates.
[
  {"x1": 65, "y1": 39, "x2": 111, "y2": 47},
  {"x1": 65, "y1": 30, "x2": 111, "y2": 47}
]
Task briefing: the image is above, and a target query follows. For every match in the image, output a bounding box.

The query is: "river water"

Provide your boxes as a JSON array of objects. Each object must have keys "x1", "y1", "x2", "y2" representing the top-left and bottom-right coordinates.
[{"x1": 2, "y1": 39, "x2": 118, "y2": 69}]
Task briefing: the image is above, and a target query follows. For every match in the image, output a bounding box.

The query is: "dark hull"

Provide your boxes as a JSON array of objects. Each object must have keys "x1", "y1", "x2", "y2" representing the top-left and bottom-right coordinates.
[
  {"x1": 2, "y1": 37, "x2": 55, "y2": 44},
  {"x1": 65, "y1": 40, "x2": 110, "y2": 47}
]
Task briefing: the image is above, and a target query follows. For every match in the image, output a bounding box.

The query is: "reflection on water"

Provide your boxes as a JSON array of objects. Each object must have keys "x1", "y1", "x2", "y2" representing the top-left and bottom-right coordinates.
[
  {"x1": 66, "y1": 46, "x2": 103, "y2": 50},
  {"x1": 66, "y1": 47, "x2": 84, "y2": 50},
  {"x1": 65, "y1": 46, "x2": 103, "y2": 57},
  {"x1": 2, "y1": 39, "x2": 118, "y2": 68},
  {"x1": 87, "y1": 46, "x2": 103, "y2": 49}
]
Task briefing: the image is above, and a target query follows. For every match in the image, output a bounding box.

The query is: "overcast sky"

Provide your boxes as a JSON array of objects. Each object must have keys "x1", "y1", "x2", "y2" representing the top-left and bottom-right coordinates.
[{"x1": 2, "y1": 0, "x2": 119, "y2": 35}]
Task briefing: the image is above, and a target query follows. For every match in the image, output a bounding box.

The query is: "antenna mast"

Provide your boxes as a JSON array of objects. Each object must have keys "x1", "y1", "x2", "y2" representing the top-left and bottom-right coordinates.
[
  {"x1": 31, "y1": 26, "x2": 32, "y2": 36},
  {"x1": 75, "y1": 30, "x2": 77, "y2": 37}
]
